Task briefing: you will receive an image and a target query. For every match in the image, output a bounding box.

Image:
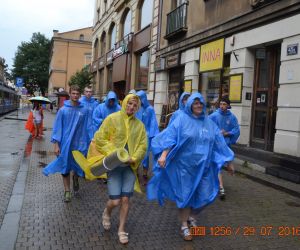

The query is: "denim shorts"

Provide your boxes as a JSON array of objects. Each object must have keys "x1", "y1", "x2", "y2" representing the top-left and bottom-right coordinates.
[{"x1": 107, "y1": 165, "x2": 136, "y2": 200}]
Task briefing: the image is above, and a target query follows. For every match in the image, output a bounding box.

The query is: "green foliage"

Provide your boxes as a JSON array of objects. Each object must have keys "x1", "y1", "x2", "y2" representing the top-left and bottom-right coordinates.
[
  {"x1": 68, "y1": 65, "x2": 93, "y2": 93},
  {"x1": 11, "y1": 32, "x2": 50, "y2": 95}
]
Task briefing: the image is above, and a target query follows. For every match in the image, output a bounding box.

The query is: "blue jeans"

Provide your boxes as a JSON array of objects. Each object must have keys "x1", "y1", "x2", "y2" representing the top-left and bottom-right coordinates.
[{"x1": 107, "y1": 165, "x2": 136, "y2": 200}]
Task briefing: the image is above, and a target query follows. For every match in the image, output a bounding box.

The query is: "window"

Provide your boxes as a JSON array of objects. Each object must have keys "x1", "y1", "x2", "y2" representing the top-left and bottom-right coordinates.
[
  {"x1": 122, "y1": 9, "x2": 132, "y2": 37},
  {"x1": 100, "y1": 32, "x2": 106, "y2": 56},
  {"x1": 93, "y1": 39, "x2": 99, "y2": 60},
  {"x1": 79, "y1": 34, "x2": 84, "y2": 41},
  {"x1": 140, "y1": 0, "x2": 153, "y2": 30},
  {"x1": 135, "y1": 50, "x2": 150, "y2": 90},
  {"x1": 172, "y1": 0, "x2": 185, "y2": 9},
  {"x1": 85, "y1": 53, "x2": 92, "y2": 66},
  {"x1": 109, "y1": 23, "x2": 116, "y2": 50}
]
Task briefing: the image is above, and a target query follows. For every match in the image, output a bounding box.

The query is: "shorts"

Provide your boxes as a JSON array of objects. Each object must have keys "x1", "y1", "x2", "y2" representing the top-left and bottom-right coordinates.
[
  {"x1": 107, "y1": 165, "x2": 136, "y2": 200},
  {"x1": 34, "y1": 119, "x2": 42, "y2": 125}
]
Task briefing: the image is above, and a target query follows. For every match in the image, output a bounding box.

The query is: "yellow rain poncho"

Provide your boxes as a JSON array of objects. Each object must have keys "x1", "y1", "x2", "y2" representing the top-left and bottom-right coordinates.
[{"x1": 73, "y1": 94, "x2": 147, "y2": 192}]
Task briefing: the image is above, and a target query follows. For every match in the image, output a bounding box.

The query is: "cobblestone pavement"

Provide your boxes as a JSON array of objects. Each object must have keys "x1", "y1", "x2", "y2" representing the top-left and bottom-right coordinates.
[
  {"x1": 0, "y1": 109, "x2": 30, "y2": 227},
  {"x1": 3, "y1": 110, "x2": 300, "y2": 250}
]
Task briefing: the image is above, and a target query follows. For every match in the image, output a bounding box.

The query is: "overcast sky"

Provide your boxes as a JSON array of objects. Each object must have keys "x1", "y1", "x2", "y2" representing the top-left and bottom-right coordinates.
[{"x1": 0, "y1": 0, "x2": 95, "y2": 71}]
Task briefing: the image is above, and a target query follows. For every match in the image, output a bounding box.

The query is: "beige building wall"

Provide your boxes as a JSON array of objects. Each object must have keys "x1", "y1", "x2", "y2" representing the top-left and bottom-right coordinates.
[{"x1": 48, "y1": 27, "x2": 92, "y2": 94}]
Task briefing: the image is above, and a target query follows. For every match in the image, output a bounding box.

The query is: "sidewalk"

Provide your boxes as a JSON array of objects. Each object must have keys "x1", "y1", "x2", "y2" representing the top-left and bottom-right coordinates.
[{"x1": 1, "y1": 109, "x2": 300, "y2": 249}]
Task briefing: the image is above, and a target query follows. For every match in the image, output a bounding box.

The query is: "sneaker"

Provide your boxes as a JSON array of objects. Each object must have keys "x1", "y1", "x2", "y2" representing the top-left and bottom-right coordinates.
[
  {"x1": 64, "y1": 191, "x2": 71, "y2": 202},
  {"x1": 219, "y1": 187, "x2": 226, "y2": 200},
  {"x1": 181, "y1": 227, "x2": 192, "y2": 241},
  {"x1": 73, "y1": 175, "x2": 79, "y2": 192},
  {"x1": 187, "y1": 217, "x2": 197, "y2": 228}
]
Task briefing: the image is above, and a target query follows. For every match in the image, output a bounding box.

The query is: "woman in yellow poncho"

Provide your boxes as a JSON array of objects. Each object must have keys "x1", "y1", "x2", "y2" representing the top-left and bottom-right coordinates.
[{"x1": 90, "y1": 94, "x2": 147, "y2": 244}]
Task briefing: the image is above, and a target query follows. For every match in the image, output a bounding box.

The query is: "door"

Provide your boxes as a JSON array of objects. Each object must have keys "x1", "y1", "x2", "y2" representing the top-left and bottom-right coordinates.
[
  {"x1": 113, "y1": 81, "x2": 126, "y2": 101},
  {"x1": 250, "y1": 45, "x2": 280, "y2": 151}
]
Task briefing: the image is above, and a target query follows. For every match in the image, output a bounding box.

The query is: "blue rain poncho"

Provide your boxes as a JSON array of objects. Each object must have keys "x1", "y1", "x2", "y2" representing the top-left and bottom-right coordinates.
[
  {"x1": 209, "y1": 108, "x2": 240, "y2": 146},
  {"x1": 92, "y1": 91, "x2": 120, "y2": 134},
  {"x1": 43, "y1": 100, "x2": 90, "y2": 177},
  {"x1": 147, "y1": 93, "x2": 234, "y2": 209},
  {"x1": 136, "y1": 90, "x2": 159, "y2": 169},
  {"x1": 79, "y1": 96, "x2": 99, "y2": 141},
  {"x1": 168, "y1": 92, "x2": 190, "y2": 126}
]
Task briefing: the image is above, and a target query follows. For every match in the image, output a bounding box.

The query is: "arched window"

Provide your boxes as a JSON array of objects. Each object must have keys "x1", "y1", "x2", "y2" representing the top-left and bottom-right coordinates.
[
  {"x1": 79, "y1": 34, "x2": 84, "y2": 41},
  {"x1": 93, "y1": 39, "x2": 99, "y2": 60},
  {"x1": 100, "y1": 31, "x2": 106, "y2": 56},
  {"x1": 109, "y1": 23, "x2": 116, "y2": 50},
  {"x1": 122, "y1": 9, "x2": 132, "y2": 37},
  {"x1": 140, "y1": 0, "x2": 153, "y2": 30}
]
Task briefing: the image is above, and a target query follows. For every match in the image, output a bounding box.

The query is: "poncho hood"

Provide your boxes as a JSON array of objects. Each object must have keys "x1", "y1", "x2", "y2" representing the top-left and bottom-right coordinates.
[{"x1": 184, "y1": 92, "x2": 206, "y2": 119}]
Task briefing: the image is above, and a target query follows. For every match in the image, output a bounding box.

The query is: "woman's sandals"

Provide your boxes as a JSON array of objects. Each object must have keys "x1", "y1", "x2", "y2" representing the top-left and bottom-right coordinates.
[
  {"x1": 181, "y1": 227, "x2": 193, "y2": 241},
  {"x1": 102, "y1": 208, "x2": 111, "y2": 230},
  {"x1": 118, "y1": 232, "x2": 129, "y2": 244}
]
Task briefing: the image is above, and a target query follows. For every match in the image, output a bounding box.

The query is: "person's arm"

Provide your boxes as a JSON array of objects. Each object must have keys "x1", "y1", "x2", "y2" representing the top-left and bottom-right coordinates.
[
  {"x1": 158, "y1": 149, "x2": 170, "y2": 168},
  {"x1": 54, "y1": 142, "x2": 60, "y2": 156}
]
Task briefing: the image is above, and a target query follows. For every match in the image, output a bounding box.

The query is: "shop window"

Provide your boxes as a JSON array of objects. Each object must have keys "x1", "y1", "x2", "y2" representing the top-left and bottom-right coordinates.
[
  {"x1": 122, "y1": 9, "x2": 132, "y2": 38},
  {"x1": 135, "y1": 50, "x2": 150, "y2": 90},
  {"x1": 140, "y1": 0, "x2": 153, "y2": 30}
]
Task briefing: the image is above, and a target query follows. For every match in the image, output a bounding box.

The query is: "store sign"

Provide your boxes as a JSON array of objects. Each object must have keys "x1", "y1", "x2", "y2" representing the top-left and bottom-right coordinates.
[
  {"x1": 166, "y1": 54, "x2": 180, "y2": 68},
  {"x1": 229, "y1": 74, "x2": 243, "y2": 103},
  {"x1": 154, "y1": 58, "x2": 165, "y2": 71},
  {"x1": 199, "y1": 38, "x2": 224, "y2": 72},
  {"x1": 287, "y1": 44, "x2": 298, "y2": 56},
  {"x1": 184, "y1": 79, "x2": 192, "y2": 93}
]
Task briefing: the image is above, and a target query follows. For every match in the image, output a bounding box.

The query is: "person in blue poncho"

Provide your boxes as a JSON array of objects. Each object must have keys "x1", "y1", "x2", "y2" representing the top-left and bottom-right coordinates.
[
  {"x1": 136, "y1": 90, "x2": 159, "y2": 184},
  {"x1": 147, "y1": 92, "x2": 234, "y2": 241},
  {"x1": 92, "y1": 91, "x2": 121, "y2": 135},
  {"x1": 79, "y1": 86, "x2": 99, "y2": 142},
  {"x1": 209, "y1": 96, "x2": 240, "y2": 200},
  {"x1": 168, "y1": 92, "x2": 190, "y2": 126},
  {"x1": 43, "y1": 85, "x2": 90, "y2": 202}
]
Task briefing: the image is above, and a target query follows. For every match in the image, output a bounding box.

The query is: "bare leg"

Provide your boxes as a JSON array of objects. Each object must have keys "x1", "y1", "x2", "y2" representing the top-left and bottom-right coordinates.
[
  {"x1": 62, "y1": 175, "x2": 71, "y2": 191},
  {"x1": 118, "y1": 197, "x2": 130, "y2": 233},
  {"x1": 179, "y1": 208, "x2": 191, "y2": 228},
  {"x1": 106, "y1": 199, "x2": 120, "y2": 217},
  {"x1": 218, "y1": 173, "x2": 223, "y2": 189}
]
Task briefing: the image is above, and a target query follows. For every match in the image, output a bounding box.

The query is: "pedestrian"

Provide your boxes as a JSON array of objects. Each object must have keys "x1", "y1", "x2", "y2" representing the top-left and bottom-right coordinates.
[
  {"x1": 50, "y1": 102, "x2": 54, "y2": 113},
  {"x1": 79, "y1": 86, "x2": 99, "y2": 142},
  {"x1": 92, "y1": 91, "x2": 120, "y2": 135},
  {"x1": 42, "y1": 85, "x2": 89, "y2": 202},
  {"x1": 83, "y1": 93, "x2": 147, "y2": 244},
  {"x1": 136, "y1": 90, "x2": 159, "y2": 185},
  {"x1": 147, "y1": 92, "x2": 234, "y2": 241},
  {"x1": 168, "y1": 92, "x2": 190, "y2": 126},
  {"x1": 209, "y1": 96, "x2": 240, "y2": 199},
  {"x1": 32, "y1": 102, "x2": 43, "y2": 139}
]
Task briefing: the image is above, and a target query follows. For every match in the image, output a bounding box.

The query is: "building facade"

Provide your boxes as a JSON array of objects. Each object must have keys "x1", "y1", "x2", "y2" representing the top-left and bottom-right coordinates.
[
  {"x1": 91, "y1": 0, "x2": 159, "y2": 101},
  {"x1": 153, "y1": 0, "x2": 300, "y2": 158},
  {"x1": 48, "y1": 28, "x2": 93, "y2": 94}
]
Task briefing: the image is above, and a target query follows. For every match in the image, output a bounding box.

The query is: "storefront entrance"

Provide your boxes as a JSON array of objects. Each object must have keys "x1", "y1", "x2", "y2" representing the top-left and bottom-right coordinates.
[
  {"x1": 250, "y1": 45, "x2": 281, "y2": 151},
  {"x1": 168, "y1": 67, "x2": 184, "y2": 113}
]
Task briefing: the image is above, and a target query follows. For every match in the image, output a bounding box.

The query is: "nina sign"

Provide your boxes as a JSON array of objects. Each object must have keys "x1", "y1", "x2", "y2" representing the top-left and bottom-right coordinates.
[{"x1": 199, "y1": 38, "x2": 224, "y2": 72}]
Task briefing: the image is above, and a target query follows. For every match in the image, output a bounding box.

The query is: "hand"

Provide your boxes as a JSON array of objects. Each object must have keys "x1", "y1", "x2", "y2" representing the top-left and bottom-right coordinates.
[
  {"x1": 226, "y1": 162, "x2": 235, "y2": 176},
  {"x1": 127, "y1": 157, "x2": 135, "y2": 164},
  {"x1": 158, "y1": 155, "x2": 166, "y2": 168},
  {"x1": 54, "y1": 143, "x2": 60, "y2": 156}
]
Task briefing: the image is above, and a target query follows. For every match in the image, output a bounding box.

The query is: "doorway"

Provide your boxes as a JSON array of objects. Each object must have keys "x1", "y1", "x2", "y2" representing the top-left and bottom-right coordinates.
[
  {"x1": 113, "y1": 81, "x2": 126, "y2": 101},
  {"x1": 250, "y1": 45, "x2": 281, "y2": 151}
]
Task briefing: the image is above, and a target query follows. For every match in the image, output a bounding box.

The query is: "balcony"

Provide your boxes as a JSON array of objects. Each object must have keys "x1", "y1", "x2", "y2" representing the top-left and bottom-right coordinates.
[{"x1": 165, "y1": 3, "x2": 188, "y2": 40}]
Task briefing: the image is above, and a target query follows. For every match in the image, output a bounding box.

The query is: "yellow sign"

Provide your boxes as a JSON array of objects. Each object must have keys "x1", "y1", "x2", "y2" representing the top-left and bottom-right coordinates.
[
  {"x1": 184, "y1": 80, "x2": 192, "y2": 93},
  {"x1": 199, "y1": 38, "x2": 224, "y2": 72},
  {"x1": 229, "y1": 74, "x2": 243, "y2": 103}
]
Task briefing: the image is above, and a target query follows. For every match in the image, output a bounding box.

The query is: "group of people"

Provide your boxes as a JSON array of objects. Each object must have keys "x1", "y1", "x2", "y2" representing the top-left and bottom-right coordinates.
[{"x1": 42, "y1": 85, "x2": 240, "y2": 244}]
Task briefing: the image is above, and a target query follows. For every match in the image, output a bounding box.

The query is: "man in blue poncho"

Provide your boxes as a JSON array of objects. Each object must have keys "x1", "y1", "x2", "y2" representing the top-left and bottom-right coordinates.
[
  {"x1": 79, "y1": 86, "x2": 99, "y2": 142},
  {"x1": 136, "y1": 90, "x2": 159, "y2": 184},
  {"x1": 209, "y1": 96, "x2": 240, "y2": 199},
  {"x1": 92, "y1": 91, "x2": 121, "y2": 135},
  {"x1": 43, "y1": 85, "x2": 90, "y2": 202},
  {"x1": 147, "y1": 92, "x2": 234, "y2": 241},
  {"x1": 168, "y1": 92, "x2": 190, "y2": 126}
]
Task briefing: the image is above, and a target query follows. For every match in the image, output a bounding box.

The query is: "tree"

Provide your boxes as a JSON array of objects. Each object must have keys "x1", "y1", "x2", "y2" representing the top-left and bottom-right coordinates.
[
  {"x1": 11, "y1": 32, "x2": 51, "y2": 95},
  {"x1": 68, "y1": 65, "x2": 94, "y2": 93}
]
